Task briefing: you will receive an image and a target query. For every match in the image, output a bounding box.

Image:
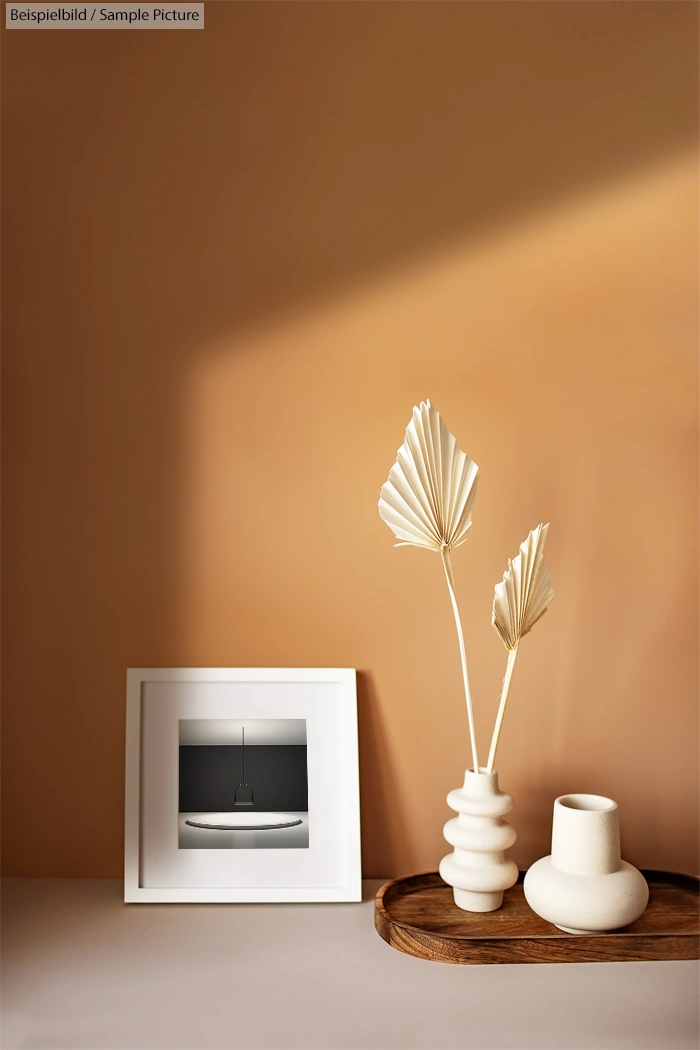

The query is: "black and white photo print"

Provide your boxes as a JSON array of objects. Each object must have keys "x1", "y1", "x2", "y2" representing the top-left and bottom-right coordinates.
[{"x1": 178, "y1": 719, "x2": 309, "y2": 849}]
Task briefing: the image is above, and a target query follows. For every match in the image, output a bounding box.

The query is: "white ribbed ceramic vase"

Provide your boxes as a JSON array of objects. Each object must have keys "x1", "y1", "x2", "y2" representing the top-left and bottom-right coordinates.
[
  {"x1": 439, "y1": 769, "x2": 519, "y2": 912},
  {"x1": 523, "y1": 793, "x2": 649, "y2": 934}
]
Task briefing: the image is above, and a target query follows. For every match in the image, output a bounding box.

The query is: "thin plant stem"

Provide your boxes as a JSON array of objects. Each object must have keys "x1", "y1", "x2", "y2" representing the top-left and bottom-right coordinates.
[
  {"x1": 486, "y1": 646, "x2": 519, "y2": 774},
  {"x1": 440, "y1": 547, "x2": 479, "y2": 774}
]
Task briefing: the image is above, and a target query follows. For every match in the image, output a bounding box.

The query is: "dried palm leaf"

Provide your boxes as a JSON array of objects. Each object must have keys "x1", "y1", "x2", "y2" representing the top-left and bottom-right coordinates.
[
  {"x1": 378, "y1": 401, "x2": 479, "y2": 552},
  {"x1": 492, "y1": 523, "x2": 553, "y2": 650},
  {"x1": 486, "y1": 524, "x2": 554, "y2": 772},
  {"x1": 379, "y1": 402, "x2": 481, "y2": 772}
]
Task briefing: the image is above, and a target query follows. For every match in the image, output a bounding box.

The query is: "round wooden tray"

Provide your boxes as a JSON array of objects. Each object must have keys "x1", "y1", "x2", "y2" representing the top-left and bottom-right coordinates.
[{"x1": 374, "y1": 870, "x2": 700, "y2": 964}]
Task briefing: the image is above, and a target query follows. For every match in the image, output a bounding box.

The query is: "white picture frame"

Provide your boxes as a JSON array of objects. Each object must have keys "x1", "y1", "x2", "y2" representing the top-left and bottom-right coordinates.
[{"x1": 124, "y1": 667, "x2": 361, "y2": 903}]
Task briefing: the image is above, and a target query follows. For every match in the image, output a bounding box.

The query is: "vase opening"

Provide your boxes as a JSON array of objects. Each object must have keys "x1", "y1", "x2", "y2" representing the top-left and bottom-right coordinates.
[{"x1": 557, "y1": 794, "x2": 615, "y2": 812}]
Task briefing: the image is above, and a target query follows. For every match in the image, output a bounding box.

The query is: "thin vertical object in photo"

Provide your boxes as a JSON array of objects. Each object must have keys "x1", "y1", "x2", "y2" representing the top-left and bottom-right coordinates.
[{"x1": 235, "y1": 726, "x2": 253, "y2": 806}]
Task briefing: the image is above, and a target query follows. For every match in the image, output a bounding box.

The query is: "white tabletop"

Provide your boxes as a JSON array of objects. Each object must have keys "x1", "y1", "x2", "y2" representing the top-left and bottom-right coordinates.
[{"x1": 2, "y1": 877, "x2": 698, "y2": 1050}]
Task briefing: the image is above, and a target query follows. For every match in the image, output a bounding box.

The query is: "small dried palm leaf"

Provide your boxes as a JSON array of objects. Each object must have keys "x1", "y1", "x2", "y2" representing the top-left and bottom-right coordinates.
[
  {"x1": 378, "y1": 401, "x2": 479, "y2": 551},
  {"x1": 492, "y1": 524, "x2": 553, "y2": 650}
]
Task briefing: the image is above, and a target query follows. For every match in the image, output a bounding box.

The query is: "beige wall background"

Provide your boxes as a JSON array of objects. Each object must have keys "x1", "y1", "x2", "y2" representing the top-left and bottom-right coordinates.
[{"x1": 2, "y1": 2, "x2": 698, "y2": 879}]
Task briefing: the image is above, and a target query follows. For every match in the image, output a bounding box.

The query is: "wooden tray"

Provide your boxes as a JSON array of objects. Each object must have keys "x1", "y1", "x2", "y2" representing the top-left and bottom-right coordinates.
[{"x1": 375, "y1": 870, "x2": 699, "y2": 964}]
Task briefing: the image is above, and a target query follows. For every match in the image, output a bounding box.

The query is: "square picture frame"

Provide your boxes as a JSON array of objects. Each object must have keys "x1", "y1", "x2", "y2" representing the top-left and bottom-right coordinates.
[{"x1": 124, "y1": 667, "x2": 361, "y2": 903}]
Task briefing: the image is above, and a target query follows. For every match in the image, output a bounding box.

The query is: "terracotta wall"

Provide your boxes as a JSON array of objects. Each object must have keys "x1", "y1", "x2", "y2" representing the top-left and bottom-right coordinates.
[{"x1": 2, "y1": 2, "x2": 698, "y2": 878}]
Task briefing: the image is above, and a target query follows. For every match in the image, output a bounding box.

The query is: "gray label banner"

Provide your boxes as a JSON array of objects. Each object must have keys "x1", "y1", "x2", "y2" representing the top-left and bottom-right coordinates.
[{"x1": 6, "y1": 3, "x2": 204, "y2": 28}]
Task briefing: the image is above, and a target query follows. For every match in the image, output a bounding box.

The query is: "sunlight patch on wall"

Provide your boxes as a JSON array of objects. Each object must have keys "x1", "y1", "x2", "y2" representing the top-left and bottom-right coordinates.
[{"x1": 179, "y1": 150, "x2": 698, "y2": 874}]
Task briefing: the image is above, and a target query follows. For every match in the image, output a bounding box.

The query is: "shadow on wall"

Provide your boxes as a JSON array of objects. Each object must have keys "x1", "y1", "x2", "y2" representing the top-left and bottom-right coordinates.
[
  {"x1": 356, "y1": 671, "x2": 411, "y2": 878},
  {"x1": 2, "y1": 2, "x2": 698, "y2": 876}
]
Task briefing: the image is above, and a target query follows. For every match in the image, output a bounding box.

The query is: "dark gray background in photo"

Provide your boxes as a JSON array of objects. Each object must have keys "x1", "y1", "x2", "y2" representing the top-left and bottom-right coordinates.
[{"x1": 179, "y1": 745, "x2": 308, "y2": 812}]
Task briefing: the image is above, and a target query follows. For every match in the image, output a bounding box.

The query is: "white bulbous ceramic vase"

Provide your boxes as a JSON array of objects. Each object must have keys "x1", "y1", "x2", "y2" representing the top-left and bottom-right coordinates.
[
  {"x1": 439, "y1": 769, "x2": 519, "y2": 912},
  {"x1": 523, "y1": 793, "x2": 649, "y2": 934}
]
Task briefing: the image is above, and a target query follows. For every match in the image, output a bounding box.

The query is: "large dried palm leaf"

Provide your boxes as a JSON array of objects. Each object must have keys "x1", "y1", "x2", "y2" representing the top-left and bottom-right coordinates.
[
  {"x1": 486, "y1": 524, "x2": 554, "y2": 772},
  {"x1": 378, "y1": 401, "x2": 479, "y2": 551},
  {"x1": 379, "y1": 402, "x2": 481, "y2": 771}
]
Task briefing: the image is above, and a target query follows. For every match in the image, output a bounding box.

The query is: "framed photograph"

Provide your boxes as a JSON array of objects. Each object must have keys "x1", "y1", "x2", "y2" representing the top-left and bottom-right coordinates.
[{"x1": 124, "y1": 668, "x2": 361, "y2": 903}]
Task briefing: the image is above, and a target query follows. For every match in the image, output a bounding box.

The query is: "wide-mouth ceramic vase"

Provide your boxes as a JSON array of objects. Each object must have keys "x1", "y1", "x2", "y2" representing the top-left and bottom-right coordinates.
[{"x1": 523, "y1": 793, "x2": 649, "y2": 934}]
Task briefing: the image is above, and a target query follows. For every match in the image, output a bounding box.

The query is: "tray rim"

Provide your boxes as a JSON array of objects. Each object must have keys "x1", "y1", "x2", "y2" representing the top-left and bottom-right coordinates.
[{"x1": 375, "y1": 868, "x2": 700, "y2": 944}]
